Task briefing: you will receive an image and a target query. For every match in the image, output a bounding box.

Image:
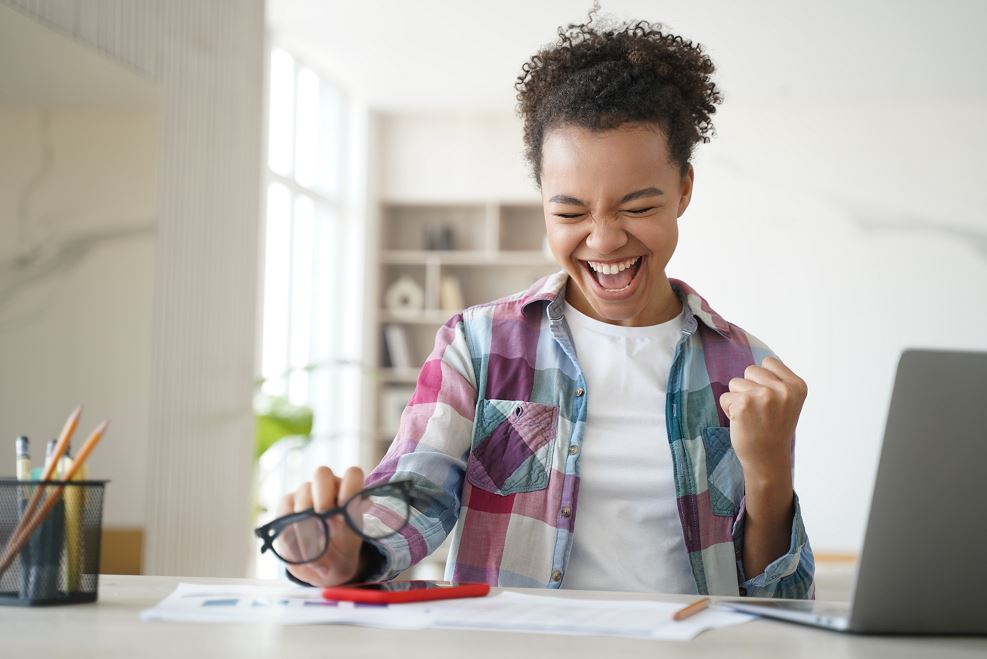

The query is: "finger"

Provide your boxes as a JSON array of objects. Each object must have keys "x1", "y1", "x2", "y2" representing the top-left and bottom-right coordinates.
[
  {"x1": 276, "y1": 493, "x2": 294, "y2": 517},
  {"x1": 276, "y1": 492, "x2": 305, "y2": 564},
  {"x1": 333, "y1": 467, "x2": 367, "y2": 551},
  {"x1": 293, "y1": 481, "x2": 314, "y2": 513},
  {"x1": 728, "y1": 377, "x2": 759, "y2": 393},
  {"x1": 720, "y1": 391, "x2": 742, "y2": 420},
  {"x1": 759, "y1": 356, "x2": 801, "y2": 385},
  {"x1": 762, "y1": 357, "x2": 808, "y2": 394},
  {"x1": 760, "y1": 356, "x2": 794, "y2": 378},
  {"x1": 338, "y1": 466, "x2": 366, "y2": 503},
  {"x1": 329, "y1": 467, "x2": 363, "y2": 561},
  {"x1": 743, "y1": 365, "x2": 786, "y2": 390},
  {"x1": 312, "y1": 467, "x2": 340, "y2": 513}
]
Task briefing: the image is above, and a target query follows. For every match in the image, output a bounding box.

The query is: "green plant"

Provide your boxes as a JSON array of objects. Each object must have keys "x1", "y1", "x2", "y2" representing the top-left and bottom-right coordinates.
[
  {"x1": 253, "y1": 393, "x2": 313, "y2": 461},
  {"x1": 252, "y1": 357, "x2": 372, "y2": 460}
]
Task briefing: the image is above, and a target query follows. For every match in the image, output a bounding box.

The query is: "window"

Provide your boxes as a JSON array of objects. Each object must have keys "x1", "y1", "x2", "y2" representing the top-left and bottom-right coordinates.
[
  {"x1": 256, "y1": 45, "x2": 367, "y2": 578},
  {"x1": 261, "y1": 48, "x2": 349, "y2": 436}
]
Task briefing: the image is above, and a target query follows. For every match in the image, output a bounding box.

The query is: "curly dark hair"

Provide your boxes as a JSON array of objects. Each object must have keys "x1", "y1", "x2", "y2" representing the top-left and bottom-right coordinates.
[{"x1": 515, "y1": 13, "x2": 722, "y2": 185}]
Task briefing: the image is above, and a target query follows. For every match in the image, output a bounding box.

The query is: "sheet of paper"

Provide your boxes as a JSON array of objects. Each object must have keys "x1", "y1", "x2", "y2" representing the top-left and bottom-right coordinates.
[
  {"x1": 141, "y1": 583, "x2": 753, "y2": 641},
  {"x1": 408, "y1": 591, "x2": 755, "y2": 641},
  {"x1": 139, "y1": 582, "x2": 429, "y2": 628}
]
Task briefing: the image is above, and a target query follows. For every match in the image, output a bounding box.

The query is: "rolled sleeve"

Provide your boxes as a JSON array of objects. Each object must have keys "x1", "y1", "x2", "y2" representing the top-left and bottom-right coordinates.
[
  {"x1": 732, "y1": 492, "x2": 816, "y2": 599},
  {"x1": 361, "y1": 314, "x2": 477, "y2": 580}
]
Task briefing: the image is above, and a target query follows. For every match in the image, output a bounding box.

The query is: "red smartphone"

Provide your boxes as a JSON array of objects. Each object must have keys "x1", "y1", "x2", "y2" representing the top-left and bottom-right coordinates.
[{"x1": 322, "y1": 580, "x2": 490, "y2": 604}]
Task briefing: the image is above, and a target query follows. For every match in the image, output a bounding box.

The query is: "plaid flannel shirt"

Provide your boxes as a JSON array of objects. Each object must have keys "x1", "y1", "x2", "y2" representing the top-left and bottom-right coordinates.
[{"x1": 364, "y1": 272, "x2": 814, "y2": 597}]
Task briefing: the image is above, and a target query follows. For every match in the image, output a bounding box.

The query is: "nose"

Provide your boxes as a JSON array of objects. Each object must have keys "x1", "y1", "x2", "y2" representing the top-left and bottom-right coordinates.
[{"x1": 585, "y1": 215, "x2": 628, "y2": 255}]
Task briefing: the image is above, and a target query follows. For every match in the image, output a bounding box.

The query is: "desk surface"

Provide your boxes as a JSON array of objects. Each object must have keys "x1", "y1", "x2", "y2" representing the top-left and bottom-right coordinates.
[{"x1": 2, "y1": 575, "x2": 985, "y2": 658}]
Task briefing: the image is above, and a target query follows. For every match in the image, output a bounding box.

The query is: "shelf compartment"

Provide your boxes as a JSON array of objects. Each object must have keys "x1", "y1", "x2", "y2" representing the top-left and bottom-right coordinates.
[
  {"x1": 379, "y1": 309, "x2": 452, "y2": 324},
  {"x1": 381, "y1": 204, "x2": 487, "y2": 251},
  {"x1": 382, "y1": 250, "x2": 554, "y2": 266},
  {"x1": 441, "y1": 263, "x2": 560, "y2": 309},
  {"x1": 500, "y1": 204, "x2": 546, "y2": 252}
]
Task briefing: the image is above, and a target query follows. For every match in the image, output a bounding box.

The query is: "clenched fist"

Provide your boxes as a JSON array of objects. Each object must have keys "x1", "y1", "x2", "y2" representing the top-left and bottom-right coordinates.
[{"x1": 718, "y1": 356, "x2": 807, "y2": 484}]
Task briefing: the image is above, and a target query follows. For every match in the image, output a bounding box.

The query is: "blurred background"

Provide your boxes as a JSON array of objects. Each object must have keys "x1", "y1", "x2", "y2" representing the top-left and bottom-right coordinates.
[{"x1": 0, "y1": 0, "x2": 984, "y2": 588}]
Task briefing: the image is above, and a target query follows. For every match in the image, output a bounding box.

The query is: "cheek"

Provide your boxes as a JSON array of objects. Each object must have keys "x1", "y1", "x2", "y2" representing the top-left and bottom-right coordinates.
[
  {"x1": 641, "y1": 220, "x2": 678, "y2": 263},
  {"x1": 544, "y1": 222, "x2": 584, "y2": 260}
]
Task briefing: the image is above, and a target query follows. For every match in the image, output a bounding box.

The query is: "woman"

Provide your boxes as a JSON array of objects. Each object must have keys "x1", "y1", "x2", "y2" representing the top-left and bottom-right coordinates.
[{"x1": 273, "y1": 15, "x2": 813, "y2": 598}]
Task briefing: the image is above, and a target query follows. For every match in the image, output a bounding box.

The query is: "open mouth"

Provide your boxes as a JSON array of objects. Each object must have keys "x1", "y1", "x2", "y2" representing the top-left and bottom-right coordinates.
[{"x1": 581, "y1": 256, "x2": 644, "y2": 292}]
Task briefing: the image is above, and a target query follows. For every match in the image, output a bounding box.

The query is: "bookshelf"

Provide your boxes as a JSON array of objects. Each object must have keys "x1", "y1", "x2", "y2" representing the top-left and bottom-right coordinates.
[{"x1": 366, "y1": 201, "x2": 559, "y2": 467}]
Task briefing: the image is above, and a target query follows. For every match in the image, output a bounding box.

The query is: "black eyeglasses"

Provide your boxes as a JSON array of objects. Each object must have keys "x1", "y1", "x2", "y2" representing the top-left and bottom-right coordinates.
[{"x1": 254, "y1": 480, "x2": 418, "y2": 565}]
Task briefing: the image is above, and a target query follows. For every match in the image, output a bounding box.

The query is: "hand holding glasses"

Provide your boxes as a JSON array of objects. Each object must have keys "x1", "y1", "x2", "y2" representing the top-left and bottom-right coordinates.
[{"x1": 254, "y1": 466, "x2": 419, "y2": 587}]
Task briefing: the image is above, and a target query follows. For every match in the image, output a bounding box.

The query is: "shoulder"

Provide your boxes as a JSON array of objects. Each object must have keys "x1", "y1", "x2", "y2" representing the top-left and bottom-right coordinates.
[
  {"x1": 671, "y1": 278, "x2": 779, "y2": 365},
  {"x1": 461, "y1": 270, "x2": 565, "y2": 325}
]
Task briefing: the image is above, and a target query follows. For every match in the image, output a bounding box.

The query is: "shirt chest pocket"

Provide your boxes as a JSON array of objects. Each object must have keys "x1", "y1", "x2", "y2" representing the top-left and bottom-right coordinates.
[
  {"x1": 701, "y1": 426, "x2": 744, "y2": 517},
  {"x1": 466, "y1": 399, "x2": 559, "y2": 495}
]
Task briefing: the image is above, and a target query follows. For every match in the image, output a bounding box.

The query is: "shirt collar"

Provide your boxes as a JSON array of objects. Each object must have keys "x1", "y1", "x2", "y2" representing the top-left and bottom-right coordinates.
[{"x1": 520, "y1": 272, "x2": 731, "y2": 338}]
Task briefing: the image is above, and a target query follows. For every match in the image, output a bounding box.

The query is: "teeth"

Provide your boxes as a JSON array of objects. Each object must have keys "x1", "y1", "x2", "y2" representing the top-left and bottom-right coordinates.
[{"x1": 587, "y1": 257, "x2": 640, "y2": 275}]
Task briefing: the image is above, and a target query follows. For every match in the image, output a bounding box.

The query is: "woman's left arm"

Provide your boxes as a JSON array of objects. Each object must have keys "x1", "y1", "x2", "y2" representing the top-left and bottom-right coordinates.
[{"x1": 720, "y1": 356, "x2": 814, "y2": 596}]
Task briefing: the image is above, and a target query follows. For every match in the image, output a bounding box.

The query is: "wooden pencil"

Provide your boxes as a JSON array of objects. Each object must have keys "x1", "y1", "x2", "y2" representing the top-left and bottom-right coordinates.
[
  {"x1": 672, "y1": 597, "x2": 711, "y2": 621},
  {"x1": 15, "y1": 406, "x2": 81, "y2": 529},
  {"x1": 0, "y1": 420, "x2": 107, "y2": 580}
]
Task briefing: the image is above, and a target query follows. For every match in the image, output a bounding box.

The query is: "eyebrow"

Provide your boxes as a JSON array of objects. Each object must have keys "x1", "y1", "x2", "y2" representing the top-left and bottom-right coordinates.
[{"x1": 548, "y1": 187, "x2": 665, "y2": 206}]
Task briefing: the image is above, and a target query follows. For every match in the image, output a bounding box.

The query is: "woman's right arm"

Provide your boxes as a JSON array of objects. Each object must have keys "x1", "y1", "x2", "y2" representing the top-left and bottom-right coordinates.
[{"x1": 284, "y1": 314, "x2": 477, "y2": 586}]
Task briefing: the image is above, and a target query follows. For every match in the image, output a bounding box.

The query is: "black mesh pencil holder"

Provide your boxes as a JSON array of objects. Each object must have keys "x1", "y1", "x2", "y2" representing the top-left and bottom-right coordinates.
[{"x1": 0, "y1": 478, "x2": 107, "y2": 606}]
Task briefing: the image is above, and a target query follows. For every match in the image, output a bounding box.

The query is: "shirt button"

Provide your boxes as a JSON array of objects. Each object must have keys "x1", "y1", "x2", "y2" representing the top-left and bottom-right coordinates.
[
  {"x1": 568, "y1": 445, "x2": 579, "y2": 456},
  {"x1": 551, "y1": 570, "x2": 563, "y2": 582},
  {"x1": 574, "y1": 387, "x2": 585, "y2": 397},
  {"x1": 560, "y1": 507, "x2": 571, "y2": 518}
]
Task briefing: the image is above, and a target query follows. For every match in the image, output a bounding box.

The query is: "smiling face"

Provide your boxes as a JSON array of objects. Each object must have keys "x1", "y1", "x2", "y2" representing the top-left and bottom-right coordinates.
[{"x1": 540, "y1": 123, "x2": 695, "y2": 327}]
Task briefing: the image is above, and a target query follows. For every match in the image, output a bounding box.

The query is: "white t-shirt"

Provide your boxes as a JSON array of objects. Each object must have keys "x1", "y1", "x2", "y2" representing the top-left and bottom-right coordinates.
[{"x1": 561, "y1": 302, "x2": 698, "y2": 594}]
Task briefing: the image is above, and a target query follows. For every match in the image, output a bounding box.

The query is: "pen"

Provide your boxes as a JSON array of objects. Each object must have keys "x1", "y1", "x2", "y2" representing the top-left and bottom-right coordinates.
[
  {"x1": 17, "y1": 406, "x2": 81, "y2": 528},
  {"x1": 62, "y1": 444, "x2": 84, "y2": 593},
  {"x1": 39, "y1": 438, "x2": 64, "y2": 598},
  {"x1": 15, "y1": 436, "x2": 31, "y2": 481},
  {"x1": 15, "y1": 436, "x2": 31, "y2": 599},
  {"x1": 0, "y1": 419, "x2": 107, "y2": 581},
  {"x1": 673, "y1": 597, "x2": 710, "y2": 621},
  {"x1": 44, "y1": 439, "x2": 58, "y2": 478}
]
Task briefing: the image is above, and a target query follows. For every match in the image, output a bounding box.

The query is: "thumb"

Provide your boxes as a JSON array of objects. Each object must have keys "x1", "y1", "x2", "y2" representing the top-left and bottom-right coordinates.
[{"x1": 719, "y1": 391, "x2": 735, "y2": 419}]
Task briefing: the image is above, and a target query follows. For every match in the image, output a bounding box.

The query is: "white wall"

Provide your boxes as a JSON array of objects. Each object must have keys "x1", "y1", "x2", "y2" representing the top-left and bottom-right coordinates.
[
  {"x1": 375, "y1": 108, "x2": 987, "y2": 554},
  {"x1": 378, "y1": 113, "x2": 536, "y2": 202},
  {"x1": 0, "y1": 108, "x2": 157, "y2": 528},
  {"x1": 678, "y1": 98, "x2": 987, "y2": 554},
  {"x1": 4, "y1": 0, "x2": 266, "y2": 577}
]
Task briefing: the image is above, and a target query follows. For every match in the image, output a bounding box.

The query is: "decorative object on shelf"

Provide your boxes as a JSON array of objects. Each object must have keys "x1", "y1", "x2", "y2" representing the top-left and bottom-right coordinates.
[
  {"x1": 383, "y1": 275, "x2": 424, "y2": 317},
  {"x1": 383, "y1": 324, "x2": 414, "y2": 369},
  {"x1": 380, "y1": 386, "x2": 415, "y2": 434},
  {"x1": 439, "y1": 275, "x2": 465, "y2": 312},
  {"x1": 424, "y1": 223, "x2": 454, "y2": 251}
]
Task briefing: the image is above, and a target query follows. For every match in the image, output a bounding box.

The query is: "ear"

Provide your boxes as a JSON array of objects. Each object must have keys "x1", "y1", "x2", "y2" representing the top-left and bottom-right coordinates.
[{"x1": 677, "y1": 164, "x2": 695, "y2": 218}]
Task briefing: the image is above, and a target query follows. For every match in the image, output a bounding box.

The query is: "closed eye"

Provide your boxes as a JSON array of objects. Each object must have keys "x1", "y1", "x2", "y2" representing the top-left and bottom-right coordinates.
[
  {"x1": 625, "y1": 207, "x2": 656, "y2": 215},
  {"x1": 553, "y1": 213, "x2": 585, "y2": 220}
]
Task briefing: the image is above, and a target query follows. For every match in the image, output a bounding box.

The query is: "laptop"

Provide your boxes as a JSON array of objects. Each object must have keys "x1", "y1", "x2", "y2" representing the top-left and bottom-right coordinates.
[{"x1": 720, "y1": 349, "x2": 987, "y2": 634}]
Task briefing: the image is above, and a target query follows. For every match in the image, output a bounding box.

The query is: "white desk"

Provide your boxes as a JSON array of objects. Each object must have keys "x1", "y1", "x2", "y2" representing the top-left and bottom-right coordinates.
[{"x1": 2, "y1": 575, "x2": 985, "y2": 658}]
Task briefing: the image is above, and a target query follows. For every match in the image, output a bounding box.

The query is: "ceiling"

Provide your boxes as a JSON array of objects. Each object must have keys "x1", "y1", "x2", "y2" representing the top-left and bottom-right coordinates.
[
  {"x1": 268, "y1": 0, "x2": 987, "y2": 112},
  {"x1": 0, "y1": 4, "x2": 158, "y2": 109}
]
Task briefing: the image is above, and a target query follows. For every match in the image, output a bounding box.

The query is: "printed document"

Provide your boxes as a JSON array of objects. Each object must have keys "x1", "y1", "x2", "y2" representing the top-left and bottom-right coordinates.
[{"x1": 141, "y1": 583, "x2": 753, "y2": 641}]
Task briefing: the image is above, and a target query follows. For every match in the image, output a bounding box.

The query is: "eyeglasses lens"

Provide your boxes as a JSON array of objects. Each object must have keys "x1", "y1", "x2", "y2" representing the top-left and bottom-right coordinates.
[
  {"x1": 344, "y1": 489, "x2": 411, "y2": 540},
  {"x1": 273, "y1": 514, "x2": 326, "y2": 563}
]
